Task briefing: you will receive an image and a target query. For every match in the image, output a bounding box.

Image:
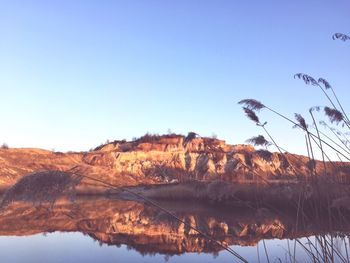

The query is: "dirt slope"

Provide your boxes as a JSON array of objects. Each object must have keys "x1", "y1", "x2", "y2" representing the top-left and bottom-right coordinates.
[{"x1": 1, "y1": 134, "x2": 349, "y2": 191}]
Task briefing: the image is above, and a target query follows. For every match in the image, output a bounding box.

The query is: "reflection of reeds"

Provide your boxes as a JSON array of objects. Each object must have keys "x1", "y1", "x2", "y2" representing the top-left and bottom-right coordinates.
[{"x1": 295, "y1": 234, "x2": 350, "y2": 263}]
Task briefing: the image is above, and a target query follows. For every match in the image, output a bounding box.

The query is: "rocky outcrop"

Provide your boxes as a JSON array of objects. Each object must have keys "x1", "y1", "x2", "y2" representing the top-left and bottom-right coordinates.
[{"x1": 0, "y1": 134, "x2": 349, "y2": 190}]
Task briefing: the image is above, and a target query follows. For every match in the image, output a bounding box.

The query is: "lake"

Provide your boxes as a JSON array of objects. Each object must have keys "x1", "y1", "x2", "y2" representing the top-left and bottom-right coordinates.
[{"x1": 0, "y1": 196, "x2": 349, "y2": 262}]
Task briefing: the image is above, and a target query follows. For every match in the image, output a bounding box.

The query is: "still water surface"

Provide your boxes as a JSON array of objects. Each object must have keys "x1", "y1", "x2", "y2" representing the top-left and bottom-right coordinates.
[
  {"x1": 0, "y1": 196, "x2": 347, "y2": 262},
  {"x1": 0, "y1": 232, "x2": 311, "y2": 263}
]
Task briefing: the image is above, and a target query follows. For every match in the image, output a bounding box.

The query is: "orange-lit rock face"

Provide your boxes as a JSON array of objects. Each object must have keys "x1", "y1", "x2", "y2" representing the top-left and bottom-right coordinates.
[
  {"x1": 0, "y1": 197, "x2": 345, "y2": 255},
  {"x1": 0, "y1": 135, "x2": 349, "y2": 190}
]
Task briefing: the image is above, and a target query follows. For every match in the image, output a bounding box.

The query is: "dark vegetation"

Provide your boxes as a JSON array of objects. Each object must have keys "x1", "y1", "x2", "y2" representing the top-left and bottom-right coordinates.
[
  {"x1": 0, "y1": 171, "x2": 82, "y2": 208},
  {"x1": 93, "y1": 131, "x2": 201, "y2": 151},
  {"x1": 134, "y1": 132, "x2": 181, "y2": 143}
]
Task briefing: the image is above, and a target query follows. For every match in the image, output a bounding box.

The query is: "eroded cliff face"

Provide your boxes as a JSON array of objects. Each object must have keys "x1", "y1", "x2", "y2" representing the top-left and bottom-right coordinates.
[
  {"x1": 0, "y1": 135, "x2": 349, "y2": 189},
  {"x1": 0, "y1": 197, "x2": 343, "y2": 255}
]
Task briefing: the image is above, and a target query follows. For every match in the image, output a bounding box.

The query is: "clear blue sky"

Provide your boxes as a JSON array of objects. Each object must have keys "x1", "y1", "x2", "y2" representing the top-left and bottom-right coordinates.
[{"x1": 0, "y1": 0, "x2": 349, "y2": 155}]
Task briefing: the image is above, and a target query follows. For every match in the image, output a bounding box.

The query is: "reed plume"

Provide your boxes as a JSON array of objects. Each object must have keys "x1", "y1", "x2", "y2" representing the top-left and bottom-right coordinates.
[
  {"x1": 241, "y1": 107, "x2": 282, "y2": 152},
  {"x1": 238, "y1": 98, "x2": 350, "y2": 161},
  {"x1": 324, "y1": 107, "x2": 344, "y2": 125},
  {"x1": 238, "y1": 99, "x2": 265, "y2": 111},
  {"x1": 318, "y1": 78, "x2": 332, "y2": 90},
  {"x1": 332, "y1": 33, "x2": 350, "y2": 41},
  {"x1": 246, "y1": 135, "x2": 272, "y2": 148},
  {"x1": 295, "y1": 74, "x2": 350, "y2": 127},
  {"x1": 294, "y1": 73, "x2": 319, "y2": 86},
  {"x1": 184, "y1": 132, "x2": 198, "y2": 145},
  {"x1": 241, "y1": 107, "x2": 300, "y2": 173},
  {"x1": 294, "y1": 113, "x2": 308, "y2": 130},
  {"x1": 243, "y1": 107, "x2": 260, "y2": 124},
  {"x1": 318, "y1": 78, "x2": 350, "y2": 125},
  {"x1": 294, "y1": 73, "x2": 339, "y2": 111}
]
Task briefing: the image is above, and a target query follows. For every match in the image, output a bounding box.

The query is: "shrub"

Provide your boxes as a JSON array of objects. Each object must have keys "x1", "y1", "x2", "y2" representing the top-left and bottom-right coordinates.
[{"x1": 1, "y1": 143, "x2": 9, "y2": 149}]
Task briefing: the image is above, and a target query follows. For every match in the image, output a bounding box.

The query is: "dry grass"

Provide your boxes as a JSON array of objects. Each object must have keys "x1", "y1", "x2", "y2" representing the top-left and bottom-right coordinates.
[{"x1": 0, "y1": 171, "x2": 82, "y2": 208}]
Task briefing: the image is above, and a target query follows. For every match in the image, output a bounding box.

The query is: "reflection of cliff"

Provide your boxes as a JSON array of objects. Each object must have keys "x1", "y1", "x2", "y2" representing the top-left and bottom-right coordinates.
[
  {"x1": 1, "y1": 135, "x2": 350, "y2": 190},
  {"x1": 0, "y1": 197, "x2": 348, "y2": 255}
]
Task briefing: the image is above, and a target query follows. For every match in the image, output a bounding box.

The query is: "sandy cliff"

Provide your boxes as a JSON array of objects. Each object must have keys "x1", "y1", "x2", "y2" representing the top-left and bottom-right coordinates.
[{"x1": 0, "y1": 134, "x2": 349, "y2": 190}]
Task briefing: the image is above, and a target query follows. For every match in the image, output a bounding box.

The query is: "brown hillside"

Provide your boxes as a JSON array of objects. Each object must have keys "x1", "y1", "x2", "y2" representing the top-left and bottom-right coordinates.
[{"x1": 0, "y1": 134, "x2": 349, "y2": 192}]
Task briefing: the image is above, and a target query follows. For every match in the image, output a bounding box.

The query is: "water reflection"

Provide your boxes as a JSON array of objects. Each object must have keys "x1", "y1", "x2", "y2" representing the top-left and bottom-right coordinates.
[{"x1": 0, "y1": 196, "x2": 349, "y2": 262}]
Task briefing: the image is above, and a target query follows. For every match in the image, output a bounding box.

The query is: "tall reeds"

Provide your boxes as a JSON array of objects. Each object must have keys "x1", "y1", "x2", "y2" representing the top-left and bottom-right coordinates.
[
  {"x1": 238, "y1": 31, "x2": 350, "y2": 263},
  {"x1": 238, "y1": 98, "x2": 350, "y2": 161}
]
